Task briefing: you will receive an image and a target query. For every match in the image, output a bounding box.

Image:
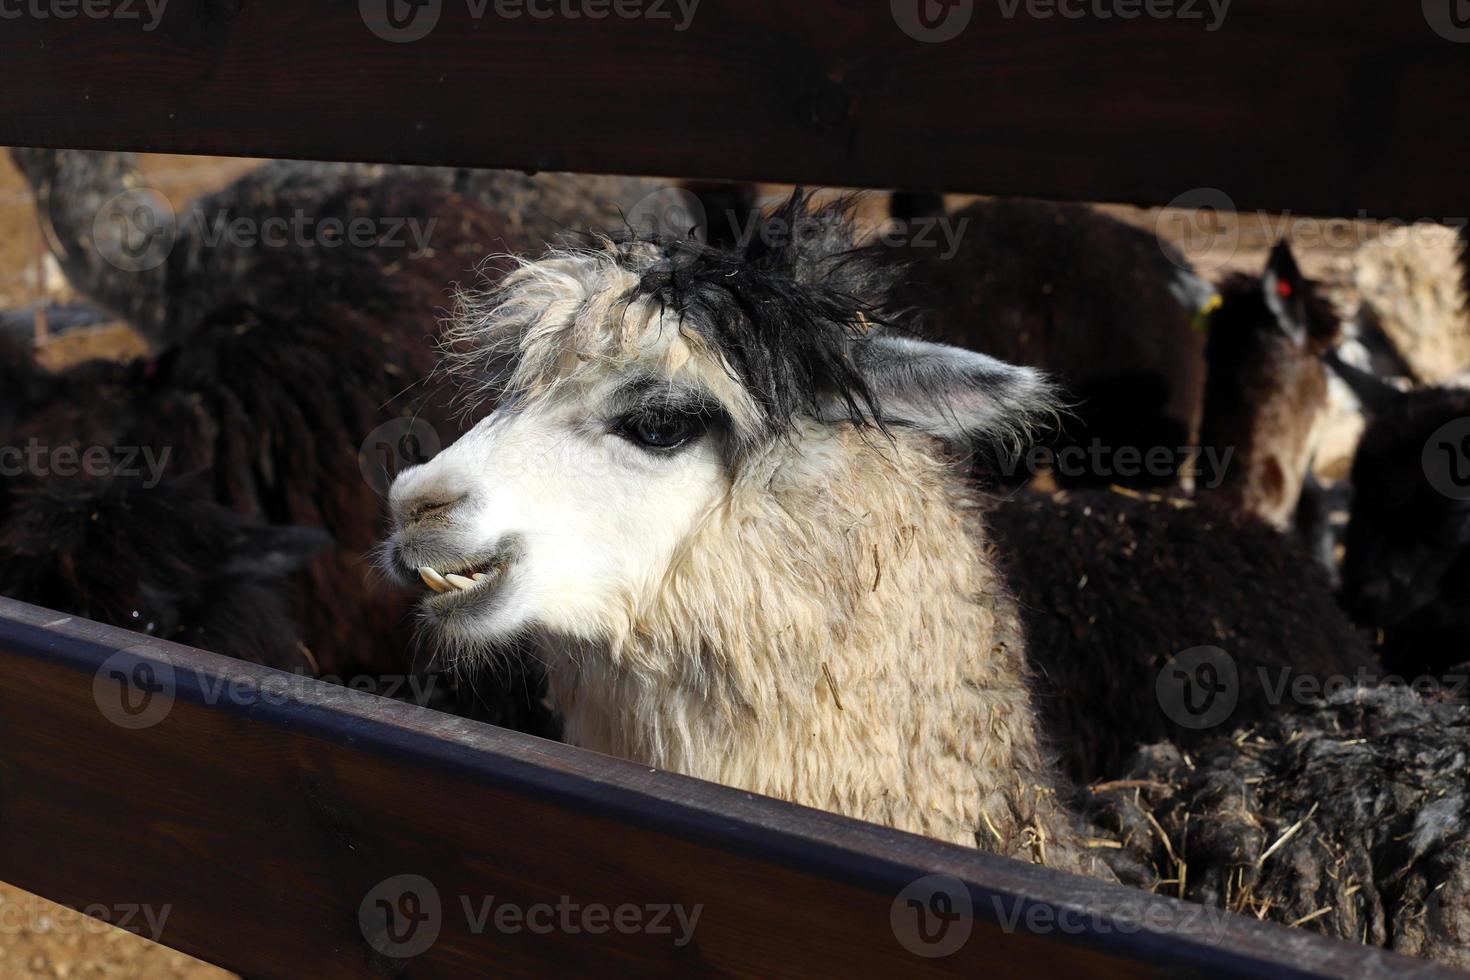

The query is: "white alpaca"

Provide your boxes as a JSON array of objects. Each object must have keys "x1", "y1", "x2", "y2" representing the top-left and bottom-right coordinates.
[{"x1": 383, "y1": 206, "x2": 1104, "y2": 874}]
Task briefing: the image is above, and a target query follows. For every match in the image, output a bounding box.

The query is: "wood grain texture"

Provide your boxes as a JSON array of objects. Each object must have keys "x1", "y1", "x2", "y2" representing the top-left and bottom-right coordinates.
[
  {"x1": 0, "y1": 1, "x2": 1466, "y2": 217},
  {"x1": 0, "y1": 598, "x2": 1454, "y2": 978}
]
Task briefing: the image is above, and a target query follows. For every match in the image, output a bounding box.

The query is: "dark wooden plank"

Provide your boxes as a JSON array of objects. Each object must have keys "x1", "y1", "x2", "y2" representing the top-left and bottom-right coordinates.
[
  {"x1": 0, "y1": 598, "x2": 1454, "y2": 979},
  {"x1": 0, "y1": 2, "x2": 1467, "y2": 217}
]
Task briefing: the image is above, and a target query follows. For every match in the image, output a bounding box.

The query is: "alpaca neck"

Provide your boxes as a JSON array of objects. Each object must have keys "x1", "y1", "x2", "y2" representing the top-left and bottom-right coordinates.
[
  {"x1": 12, "y1": 148, "x2": 169, "y2": 341},
  {"x1": 543, "y1": 426, "x2": 1090, "y2": 868},
  {"x1": 1201, "y1": 350, "x2": 1326, "y2": 528}
]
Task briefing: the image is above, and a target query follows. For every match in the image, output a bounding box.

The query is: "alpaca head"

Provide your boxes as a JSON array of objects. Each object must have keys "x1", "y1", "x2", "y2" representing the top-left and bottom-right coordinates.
[
  {"x1": 1200, "y1": 241, "x2": 1340, "y2": 525},
  {"x1": 382, "y1": 197, "x2": 1058, "y2": 662}
]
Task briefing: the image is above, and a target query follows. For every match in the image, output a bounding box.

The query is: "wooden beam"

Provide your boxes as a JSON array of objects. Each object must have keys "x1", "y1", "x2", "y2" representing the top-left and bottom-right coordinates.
[
  {"x1": 0, "y1": 2, "x2": 1466, "y2": 217},
  {"x1": 0, "y1": 597, "x2": 1452, "y2": 978}
]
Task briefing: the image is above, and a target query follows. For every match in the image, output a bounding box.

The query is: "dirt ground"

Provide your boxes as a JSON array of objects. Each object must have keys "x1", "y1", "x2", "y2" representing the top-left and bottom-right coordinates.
[{"x1": 0, "y1": 884, "x2": 230, "y2": 980}]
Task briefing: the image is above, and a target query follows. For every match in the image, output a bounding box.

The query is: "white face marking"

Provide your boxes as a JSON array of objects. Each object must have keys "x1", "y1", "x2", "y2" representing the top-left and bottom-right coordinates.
[{"x1": 385, "y1": 377, "x2": 729, "y2": 650}]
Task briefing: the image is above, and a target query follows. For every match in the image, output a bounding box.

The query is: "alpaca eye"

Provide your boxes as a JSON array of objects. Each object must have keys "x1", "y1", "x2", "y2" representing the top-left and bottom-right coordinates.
[{"x1": 615, "y1": 411, "x2": 701, "y2": 451}]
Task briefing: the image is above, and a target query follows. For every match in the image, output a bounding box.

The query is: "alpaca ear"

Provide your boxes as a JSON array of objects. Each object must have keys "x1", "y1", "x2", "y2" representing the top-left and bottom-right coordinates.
[
  {"x1": 852, "y1": 335, "x2": 1060, "y2": 444},
  {"x1": 1323, "y1": 347, "x2": 1402, "y2": 418},
  {"x1": 1349, "y1": 305, "x2": 1415, "y2": 381},
  {"x1": 1263, "y1": 240, "x2": 1309, "y2": 346}
]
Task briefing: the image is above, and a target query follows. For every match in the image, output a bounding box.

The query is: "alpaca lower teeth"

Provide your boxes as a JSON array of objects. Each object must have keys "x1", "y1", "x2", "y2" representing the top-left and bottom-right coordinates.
[
  {"x1": 419, "y1": 567, "x2": 452, "y2": 594},
  {"x1": 420, "y1": 563, "x2": 502, "y2": 596}
]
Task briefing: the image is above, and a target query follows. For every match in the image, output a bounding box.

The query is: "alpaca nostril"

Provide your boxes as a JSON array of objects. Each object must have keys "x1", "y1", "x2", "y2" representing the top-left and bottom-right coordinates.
[{"x1": 402, "y1": 493, "x2": 468, "y2": 529}]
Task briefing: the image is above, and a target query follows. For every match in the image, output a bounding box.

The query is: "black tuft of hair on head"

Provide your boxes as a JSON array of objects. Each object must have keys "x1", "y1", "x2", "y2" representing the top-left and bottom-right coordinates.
[{"x1": 621, "y1": 192, "x2": 916, "y2": 441}]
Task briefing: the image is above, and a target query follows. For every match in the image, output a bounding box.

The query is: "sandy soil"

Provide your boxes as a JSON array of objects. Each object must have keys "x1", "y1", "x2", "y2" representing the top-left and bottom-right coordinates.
[{"x1": 0, "y1": 885, "x2": 230, "y2": 979}]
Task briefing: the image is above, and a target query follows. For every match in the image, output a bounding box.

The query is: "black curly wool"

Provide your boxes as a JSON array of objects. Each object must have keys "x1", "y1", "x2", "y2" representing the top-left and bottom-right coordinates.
[
  {"x1": 4, "y1": 178, "x2": 505, "y2": 671},
  {"x1": 883, "y1": 197, "x2": 1207, "y2": 488},
  {"x1": 988, "y1": 488, "x2": 1378, "y2": 782},
  {"x1": 1342, "y1": 383, "x2": 1470, "y2": 679},
  {"x1": 0, "y1": 330, "x2": 43, "y2": 441},
  {"x1": 0, "y1": 475, "x2": 326, "y2": 668},
  {"x1": 1088, "y1": 686, "x2": 1470, "y2": 968}
]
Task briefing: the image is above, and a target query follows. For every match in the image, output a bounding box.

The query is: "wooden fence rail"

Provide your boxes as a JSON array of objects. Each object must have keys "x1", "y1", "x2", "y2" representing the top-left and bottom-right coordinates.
[
  {"x1": 0, "y1": 596, "x2": 1454, "y2": 978},
  {"x1": 0, "y1": 1, "x2": 1467, "y2": 217},
  {"x1": 3, "y1": 3, "x2": 1469, "y2": 975}
]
